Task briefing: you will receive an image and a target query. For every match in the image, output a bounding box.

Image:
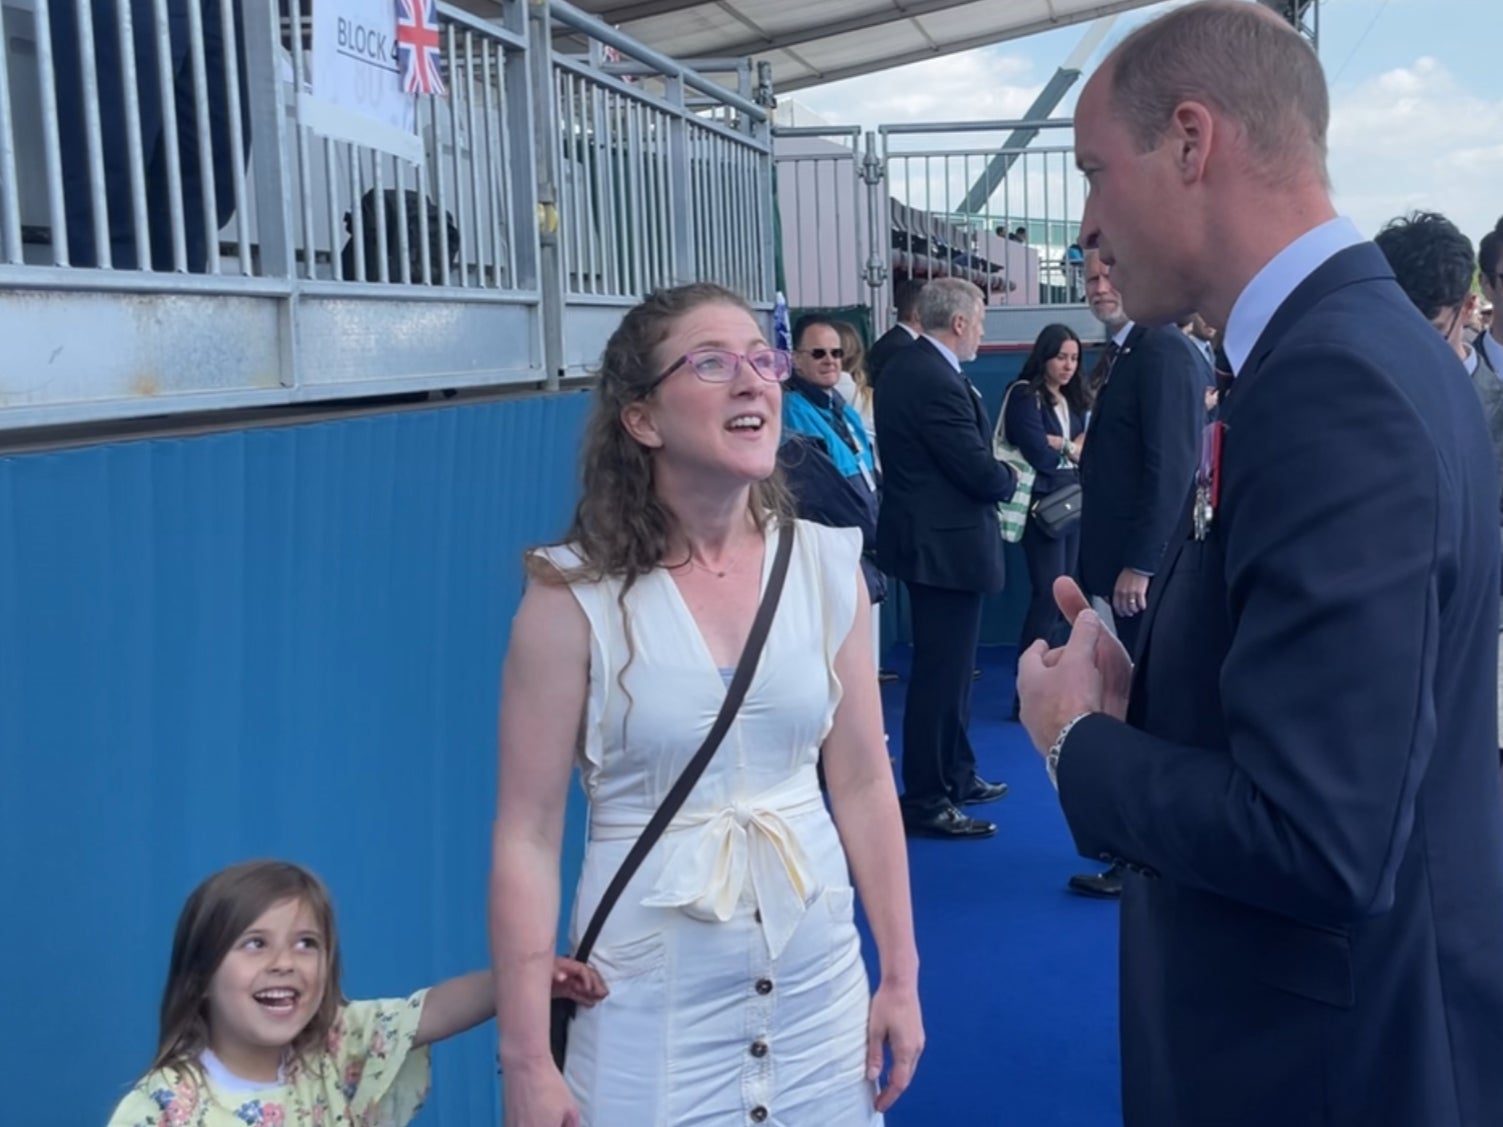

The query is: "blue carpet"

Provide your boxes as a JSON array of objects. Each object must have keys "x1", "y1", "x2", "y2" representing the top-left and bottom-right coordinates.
[{"x1": 861, "y1": 644, "x2": 1123, "y2": 1127}]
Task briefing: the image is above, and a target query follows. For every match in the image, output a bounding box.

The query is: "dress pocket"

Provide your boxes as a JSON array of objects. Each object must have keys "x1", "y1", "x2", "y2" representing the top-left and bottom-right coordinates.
[{"x1": 569, "y1": 930, "x2": 670, "y2": 1120}]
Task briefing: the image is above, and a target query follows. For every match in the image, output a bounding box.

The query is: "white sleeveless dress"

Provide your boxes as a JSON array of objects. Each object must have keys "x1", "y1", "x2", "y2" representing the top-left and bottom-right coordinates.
[{"x1": 537, "y1": 519, "x2": 882, "y2": 1127}]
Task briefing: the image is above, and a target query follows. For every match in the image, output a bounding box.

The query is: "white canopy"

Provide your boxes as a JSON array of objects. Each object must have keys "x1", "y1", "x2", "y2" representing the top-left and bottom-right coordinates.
[{"x1": 568, "y1": 0, "x2": 1164, "y2": 92}]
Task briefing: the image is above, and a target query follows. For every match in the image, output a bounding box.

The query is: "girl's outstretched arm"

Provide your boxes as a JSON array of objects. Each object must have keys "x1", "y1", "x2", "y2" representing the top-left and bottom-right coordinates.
[
  {"x1": 413, "y1": 960, "x2": 608, "y2": 1047},
  {"x1": 415, "y1": 969, "x2": 496, "y2": 1047}
]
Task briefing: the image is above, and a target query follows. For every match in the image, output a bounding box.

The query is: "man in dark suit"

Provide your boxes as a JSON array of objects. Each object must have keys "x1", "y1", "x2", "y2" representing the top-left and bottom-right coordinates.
[
  {"x1": 875, "y1": 277, "x2": 1016, "y2": 839},
  {"x1": 1478, "y1": 219, "x2": 1503, "y2": 378},
  {"x1": 866, "y1": 279, "x2": 925, "y2": 389},
  {"x1": 1067, "y1": 250, "x2": 1205, "y2": 897},
  {"x1": 1019, "y1": 4, "x2": 1503, "y2": 1125}
]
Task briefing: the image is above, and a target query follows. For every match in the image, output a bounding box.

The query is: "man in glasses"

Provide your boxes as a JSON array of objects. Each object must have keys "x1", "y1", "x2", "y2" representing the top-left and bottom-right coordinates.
[{"x1": 874, "y1": 277, "x2": 1017, "y2": 839}]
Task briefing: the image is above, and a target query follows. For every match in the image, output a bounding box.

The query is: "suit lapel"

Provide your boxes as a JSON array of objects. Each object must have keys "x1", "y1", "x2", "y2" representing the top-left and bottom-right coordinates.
[{"x1": 1133, "y1": 242, "x2": 1393, "y2": 677}]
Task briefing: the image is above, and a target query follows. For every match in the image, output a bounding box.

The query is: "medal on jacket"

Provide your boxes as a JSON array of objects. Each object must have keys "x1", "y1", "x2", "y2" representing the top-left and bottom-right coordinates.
[{"x1": 1194, "y1": 421, "x2": 1225, "y2": 541}]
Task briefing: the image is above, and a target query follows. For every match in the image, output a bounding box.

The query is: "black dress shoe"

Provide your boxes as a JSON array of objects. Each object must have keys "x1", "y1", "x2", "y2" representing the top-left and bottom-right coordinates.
[
  {"x1": 1067, "y1": 863, "x2": 1125, "y2": 898},
  {"x1": 959, "y1": 776, "x2": 1009, "y2": 806},
  {"x1": 903, "y1": 802, "x2": 997, "y2": 840}
]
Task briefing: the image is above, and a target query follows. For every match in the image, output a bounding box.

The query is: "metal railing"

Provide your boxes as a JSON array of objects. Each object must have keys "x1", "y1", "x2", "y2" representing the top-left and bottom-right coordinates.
[
  {"x1": 772, "y1": 126, "x2": 869, "y2": 310},
  {"x1": 770, "y1": 118, "x2": 1089, "y2": 334},
  {"x1": 540, "y1": 1, "x2": 771, "y2": 375},
  {"x1": 880, "y1": 120, "x2": 1087, "y2": 307},
  {"x1": 0, "y1": 0, "x2": 775, "y2": 429}
]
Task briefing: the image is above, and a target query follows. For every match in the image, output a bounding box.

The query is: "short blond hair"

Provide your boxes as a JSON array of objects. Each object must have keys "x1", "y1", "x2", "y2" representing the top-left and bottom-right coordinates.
[{"x1": 1109, "y1": 1, "x2": 1329, "y2": 185}]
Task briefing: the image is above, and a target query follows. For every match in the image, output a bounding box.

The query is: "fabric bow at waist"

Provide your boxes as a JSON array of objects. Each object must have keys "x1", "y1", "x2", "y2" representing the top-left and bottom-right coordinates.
[{"x1": 589, "y1": 766, "x2": 825, "y2": 959}]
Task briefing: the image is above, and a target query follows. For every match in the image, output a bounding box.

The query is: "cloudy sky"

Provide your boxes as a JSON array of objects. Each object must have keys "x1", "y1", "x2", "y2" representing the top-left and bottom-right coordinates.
[{"x1": 795, "y1": 0, "x2": 1501, "y2": 245}]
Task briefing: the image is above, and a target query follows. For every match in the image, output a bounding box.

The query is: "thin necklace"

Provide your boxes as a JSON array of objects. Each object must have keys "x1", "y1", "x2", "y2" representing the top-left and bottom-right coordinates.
[{"x1": 676, "y1": 537, "x2": 755, "y2": 579}]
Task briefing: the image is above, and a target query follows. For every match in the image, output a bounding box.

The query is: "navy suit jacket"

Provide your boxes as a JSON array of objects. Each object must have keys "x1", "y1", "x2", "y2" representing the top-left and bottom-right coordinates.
[
  {"x1": 1059, "y1": 243, "x2": 1503, "y2": 1126},
  {"x1": 1002, "y1": 379, "x2": 1084, "y2": 496},
  {"x1": 866, "y1": 324, "x2": 915, "y2": 388},
  {"x1": 1077, "y1": 324, "x2": 1205, "y2": 597},
  {"x1": 873, "y1": 337, "x2": 1015, "y2": 592}
]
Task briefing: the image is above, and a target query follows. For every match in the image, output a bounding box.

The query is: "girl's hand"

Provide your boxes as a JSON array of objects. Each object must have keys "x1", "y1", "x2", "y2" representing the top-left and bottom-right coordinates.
[
  {"x1": 865, "y1": 978, "x2": 924, "y2": 1112},
  {"x1": 502, "y1": 1059, "x2": 581, "y2": 1127},
  {"x1": 551, "y1": 957, "x2": 609, "y2": 1006}
]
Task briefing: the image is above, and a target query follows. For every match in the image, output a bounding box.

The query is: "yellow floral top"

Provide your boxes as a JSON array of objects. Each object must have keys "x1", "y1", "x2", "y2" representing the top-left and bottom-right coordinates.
[{"x1": 106, "y1": 991, "x2": 431, "y2": 1127}]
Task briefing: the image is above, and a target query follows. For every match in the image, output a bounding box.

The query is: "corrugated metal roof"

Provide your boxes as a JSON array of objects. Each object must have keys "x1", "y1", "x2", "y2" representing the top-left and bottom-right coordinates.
[{"x1": 570, "y1": 0, "x2": 1162, "y2": 92}]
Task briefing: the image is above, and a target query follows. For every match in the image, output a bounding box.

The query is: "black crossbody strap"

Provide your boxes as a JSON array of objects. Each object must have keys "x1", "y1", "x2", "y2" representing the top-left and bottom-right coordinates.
[{"x1": 572, "y1": 522, "x2": 796, "y2": 964}]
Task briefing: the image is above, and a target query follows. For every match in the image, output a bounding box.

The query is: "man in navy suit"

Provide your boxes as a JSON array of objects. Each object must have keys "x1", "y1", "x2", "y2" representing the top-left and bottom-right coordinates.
[
  {"x1": 876, "y1": 277, "x2": 1016, "y2": 839},
  {"x1": 1066, "y1": 250, "x2": 1204, "y2": 898},
  {"x1": 1018, "y1": 3, "x2": 1503, "y2": 1124},
  {"x1": 866, "y1": 279, "x2": 925, "y2": 389}
]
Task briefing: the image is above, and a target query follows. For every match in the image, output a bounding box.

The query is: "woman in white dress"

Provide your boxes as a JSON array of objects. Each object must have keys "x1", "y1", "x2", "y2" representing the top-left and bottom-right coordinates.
[{"x1": 490, "y1": 283, "x2": 923, "y2": 1127}]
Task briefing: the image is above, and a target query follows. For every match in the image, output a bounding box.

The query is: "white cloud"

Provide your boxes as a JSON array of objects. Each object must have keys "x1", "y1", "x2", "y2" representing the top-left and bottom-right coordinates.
[
  {"x1": 794, "y1": 49, "x2": 1044, "y2": 136},
  {"x1": 793, "y1": 42, "x2": 1503, "y2": 263},
  {"x1": 1328, "y1": 57, "x2": 1503, "y2": 242}
]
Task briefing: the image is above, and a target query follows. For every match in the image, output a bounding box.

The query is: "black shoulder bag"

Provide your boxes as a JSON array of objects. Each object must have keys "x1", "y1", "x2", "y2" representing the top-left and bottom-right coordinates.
[{"x1": 549, "y1": 522, "x2": 796, "y2": 1069}]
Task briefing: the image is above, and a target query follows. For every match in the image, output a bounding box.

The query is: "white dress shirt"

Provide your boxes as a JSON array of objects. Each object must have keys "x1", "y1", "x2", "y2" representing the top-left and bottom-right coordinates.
[{"x1": 1223, "y1": 216, "x2": 1365, "y2": 377}]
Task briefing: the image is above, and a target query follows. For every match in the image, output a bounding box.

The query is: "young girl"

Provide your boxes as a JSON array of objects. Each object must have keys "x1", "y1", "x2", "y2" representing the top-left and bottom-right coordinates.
[{"x1": 108, "y1": 859, "x2": 604, "y2": 1127}]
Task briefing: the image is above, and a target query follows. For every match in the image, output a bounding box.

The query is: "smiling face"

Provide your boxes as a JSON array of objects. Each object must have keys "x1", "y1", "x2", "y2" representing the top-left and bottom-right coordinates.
[
  {"x1": 622, "y1": 301, "x2": 783, "y2": 487},
  {"x1": 794, "y1": 323, "x2": 844, "y2": 389},
  {"x1": 205, "y1": 897, "x2": 328, "y2": 1081}
]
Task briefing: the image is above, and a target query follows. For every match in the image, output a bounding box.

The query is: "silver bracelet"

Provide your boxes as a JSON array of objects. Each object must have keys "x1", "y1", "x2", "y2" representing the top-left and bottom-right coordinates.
[{"x1": 1046, "y1": 711, "x2": 1094, "y2": 790}]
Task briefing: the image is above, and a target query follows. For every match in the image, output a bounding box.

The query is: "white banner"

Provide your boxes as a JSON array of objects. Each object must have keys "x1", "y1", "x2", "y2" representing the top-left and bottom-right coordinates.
[{"x1": 306, "y1": 0, "x2": 423, "y2": 163}]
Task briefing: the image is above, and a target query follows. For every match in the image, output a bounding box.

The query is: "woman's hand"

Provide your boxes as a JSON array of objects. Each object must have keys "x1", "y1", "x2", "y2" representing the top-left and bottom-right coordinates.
[
  {"x1": 866, "y1": 978, "x2": 924, "y2": 1112},
  {"x1": 551, "y1": 957, "x2": 609, "y2": 1006},
  {"x1": 502, "y1": 1059, "x2": 581, "y2": 1127},
  {"x1": 1045, "y1": 434, "x2": 1065, "y2": 451}
]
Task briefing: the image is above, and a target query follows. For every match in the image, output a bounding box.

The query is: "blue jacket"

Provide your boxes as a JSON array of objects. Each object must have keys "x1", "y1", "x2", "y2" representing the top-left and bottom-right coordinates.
[{"x1": 778, "y1": 377, "x2": 885, "y2": 603}]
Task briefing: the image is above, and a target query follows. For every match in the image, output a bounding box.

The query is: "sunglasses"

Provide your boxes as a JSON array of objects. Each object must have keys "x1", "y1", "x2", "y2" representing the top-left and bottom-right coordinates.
[{"x1": 799, "y1": 347, "x2": 845, "y2": 361}]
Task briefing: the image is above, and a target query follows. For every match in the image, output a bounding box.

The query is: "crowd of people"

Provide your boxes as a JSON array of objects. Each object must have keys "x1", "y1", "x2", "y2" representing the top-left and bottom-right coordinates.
[{"x1": 101, "y1": 3, "x2": 1503, "y2": 1126}]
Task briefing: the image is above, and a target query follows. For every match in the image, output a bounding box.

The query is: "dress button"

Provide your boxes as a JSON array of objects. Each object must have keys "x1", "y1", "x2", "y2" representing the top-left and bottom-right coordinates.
[
  {"x1": 755, "y1": 978, "x2": 773, "y2": 995},
  {"x1": 750, "y1": 1108, "x2": 769, "y2": 1122},
  {"x1": 750, "y1": 1039, "x2": 769, "y2": 1058}
]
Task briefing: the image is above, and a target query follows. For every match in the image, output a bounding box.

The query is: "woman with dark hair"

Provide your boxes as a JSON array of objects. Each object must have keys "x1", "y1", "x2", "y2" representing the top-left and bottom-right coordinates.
[
  {"x1": 490, "y1": 284, "x2": 921, "y2": 1127},
  {"x1": 1003, "y1": 323, "x2": 1089, "y2": 698}
]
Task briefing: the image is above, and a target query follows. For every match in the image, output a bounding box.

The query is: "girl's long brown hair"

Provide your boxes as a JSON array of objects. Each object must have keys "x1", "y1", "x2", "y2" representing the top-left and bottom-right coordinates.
[{"x1": 149, "y1": 860, "x2": 343, "y2": 1083}]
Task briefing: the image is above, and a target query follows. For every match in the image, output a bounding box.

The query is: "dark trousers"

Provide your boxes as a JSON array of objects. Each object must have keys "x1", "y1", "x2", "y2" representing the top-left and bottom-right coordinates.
[
  {"x1": 1019, "y1": 513, "x2": 1080, "y2": 654},
  {"x1": 901, "y1": 582, "x2": 983, "y2": 814},
  {"x1": 50, "y1": 0, "x2": 249, "y2": 271}
]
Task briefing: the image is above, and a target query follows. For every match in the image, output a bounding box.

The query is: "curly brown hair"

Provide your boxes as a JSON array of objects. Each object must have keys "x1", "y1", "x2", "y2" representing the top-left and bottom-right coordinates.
[{"x1": 534, "y1": 283, "x2": 794, "y2": 596}]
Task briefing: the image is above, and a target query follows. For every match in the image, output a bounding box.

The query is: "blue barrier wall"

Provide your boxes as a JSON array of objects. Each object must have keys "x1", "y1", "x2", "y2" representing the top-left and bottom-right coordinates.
[
  {"x1": 0, "y1": 347, "x2": 1092, "y2": 1125},
  {"x1": 0, "y1": 393, "x2": 594, "y2": 1126}
]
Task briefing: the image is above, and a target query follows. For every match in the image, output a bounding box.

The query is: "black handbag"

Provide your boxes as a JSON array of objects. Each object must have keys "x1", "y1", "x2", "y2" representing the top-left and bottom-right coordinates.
[
  {"x1": 1031, "y1": 482, "x2": 1083, "y2": 539},
  {"x1": 550, "y1": 522, "x2": 797, "y2": 1069}
]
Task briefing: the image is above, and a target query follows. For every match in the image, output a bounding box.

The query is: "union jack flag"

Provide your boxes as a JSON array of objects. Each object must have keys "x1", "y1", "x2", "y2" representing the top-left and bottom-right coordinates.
[{"x1": 395, "y1": 0, "x2": 445, "y2": 96}]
